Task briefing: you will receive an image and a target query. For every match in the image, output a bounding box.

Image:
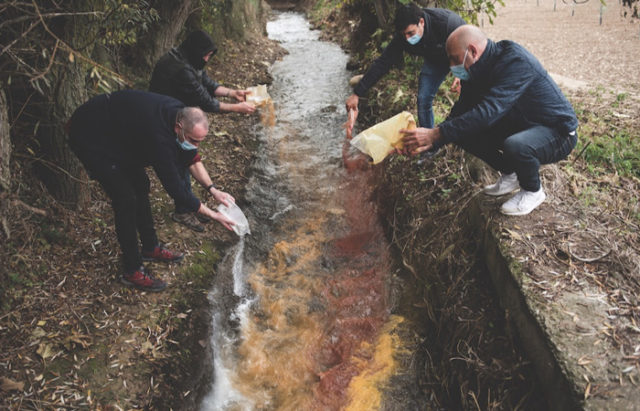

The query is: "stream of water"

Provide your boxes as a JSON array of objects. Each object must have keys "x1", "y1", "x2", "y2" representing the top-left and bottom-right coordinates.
[{"x1": 200, "y1": 12, "x2": 409, "y2": 410}]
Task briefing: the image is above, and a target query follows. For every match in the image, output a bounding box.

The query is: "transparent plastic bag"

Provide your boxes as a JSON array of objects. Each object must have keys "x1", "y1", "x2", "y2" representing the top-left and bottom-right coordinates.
[
  {"x1": 246, "y1": 84, "x2": 275, "y2": 126},
  {"x1": 350, "y1": 111, "x2": 416, "y2": 164},
  {"x1": 217, "y1": 203, "x2": 251, "y2": 236}
]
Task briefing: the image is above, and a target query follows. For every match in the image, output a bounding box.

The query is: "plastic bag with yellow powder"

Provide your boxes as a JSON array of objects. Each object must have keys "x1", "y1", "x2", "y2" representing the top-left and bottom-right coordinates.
[
  {"x1": 246, "y1": 85, "x2": 275, "y2": 127},
  {"x1": 246, "y1": 85, "x2": 271, "y2": 107},
  {"x1": 350, "y1": 111, "x2": 416, "y2": 164}
]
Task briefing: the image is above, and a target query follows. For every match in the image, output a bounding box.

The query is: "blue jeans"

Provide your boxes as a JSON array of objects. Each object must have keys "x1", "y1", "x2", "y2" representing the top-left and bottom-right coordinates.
[
  {"x1": 175, "y1": 166, "x2": 194, "y2": 214},
  {"x1": 458, "y1": 124, "x2": 577, "y2": 192},
  {"x1": 417, "y1": 61, "x2": 450, "y2": 128}
]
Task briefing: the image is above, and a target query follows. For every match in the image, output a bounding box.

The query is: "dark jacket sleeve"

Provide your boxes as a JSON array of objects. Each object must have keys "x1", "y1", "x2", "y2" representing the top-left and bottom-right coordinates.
[
  {"x1": 201, "y1": 73, "x2": 221, "y2": 97},
  {"x1": 171, "y1": 66, "x2": 221, "y2": 112},
  {"x1": 353, "y1": 36, "x2": 405, "y2": 97},
  {"x1": 151, "y1": 143, "x2": 201, "y2": 212},
  {"x1": 437, "y1": 54, "x2": 536, "y2": 148}
]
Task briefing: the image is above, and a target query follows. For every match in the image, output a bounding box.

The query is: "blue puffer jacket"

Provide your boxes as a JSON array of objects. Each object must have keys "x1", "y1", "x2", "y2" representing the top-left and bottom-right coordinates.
[{"x1": 436, "y1": 39, "x2": 578, "y2": 148}]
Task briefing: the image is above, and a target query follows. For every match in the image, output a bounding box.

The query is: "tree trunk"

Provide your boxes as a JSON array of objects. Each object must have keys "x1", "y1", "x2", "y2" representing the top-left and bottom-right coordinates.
[
  {"x1": 372, "y1": 0, "x2": 387, "y2": 29},
  {"x1": 34, "y1": 6, "x2": 92, "y2": 209},
  {"x1": 0, "y1": 88, "x2": 10, "y2": 192},
  {"x1": 135, "y1": 0, "x2": 196, "y2": 77}
]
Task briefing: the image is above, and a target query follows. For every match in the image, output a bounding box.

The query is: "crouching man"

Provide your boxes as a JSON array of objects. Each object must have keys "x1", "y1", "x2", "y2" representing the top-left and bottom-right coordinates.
[
  {"x1": 67, "y1": 90, "x2": 235, "y2": 291},
  {"x1": 401, "y1": 25, "x2": 578, "y2": 215}
]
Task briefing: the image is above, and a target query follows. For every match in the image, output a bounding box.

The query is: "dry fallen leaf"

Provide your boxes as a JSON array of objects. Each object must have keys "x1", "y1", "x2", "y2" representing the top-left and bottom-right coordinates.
[
  {"x1": 1, "y1": 377, "x2": 25, "y2": 392},
  {"x1": 37, "y1": 342, "x2": 55, "y2": 360},
  {"x1": 64, "y1": 331, "x2": 92, "y2": 349},
  {"x1": 31, "y1": 327, "x2": 47, "y2": 339},
  {"x1": 504, "y1": 228, "x2": 523, "y2": 241}
]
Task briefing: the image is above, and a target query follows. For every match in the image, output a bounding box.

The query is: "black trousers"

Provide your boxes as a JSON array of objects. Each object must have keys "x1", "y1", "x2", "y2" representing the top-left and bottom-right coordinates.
[
  {"x1": 455, "y1": 114, "x2": 577, "y2": 192},
  {"x1": 68, "y1": 97, "x2": 158, "y2": 273}
]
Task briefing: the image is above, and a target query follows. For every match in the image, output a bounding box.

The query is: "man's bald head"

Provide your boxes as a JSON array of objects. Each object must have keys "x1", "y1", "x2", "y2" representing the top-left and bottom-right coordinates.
[{"x1": 446, "y1": 25, "x2": 488, "y2": 68}]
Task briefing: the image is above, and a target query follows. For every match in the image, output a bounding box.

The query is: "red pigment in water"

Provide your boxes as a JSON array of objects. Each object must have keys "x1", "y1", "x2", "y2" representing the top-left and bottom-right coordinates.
[
  {"x1": 333, "y1": 231, "x2": 376, "y2": 256},
  {"x1": 311, "y1": 220, "x2": 391, "y2": 410}
]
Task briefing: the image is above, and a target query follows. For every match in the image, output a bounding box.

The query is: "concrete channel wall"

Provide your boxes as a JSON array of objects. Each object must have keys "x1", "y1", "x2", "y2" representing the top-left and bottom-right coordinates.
[{"x1": 468, "y1": 195, "x2": 639, "y2": 410}]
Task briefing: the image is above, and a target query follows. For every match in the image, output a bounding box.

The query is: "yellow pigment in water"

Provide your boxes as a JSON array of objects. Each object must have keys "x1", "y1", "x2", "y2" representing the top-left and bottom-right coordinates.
[{"x1": 345, "y1": 315, "x2": 406, "y2": 411}]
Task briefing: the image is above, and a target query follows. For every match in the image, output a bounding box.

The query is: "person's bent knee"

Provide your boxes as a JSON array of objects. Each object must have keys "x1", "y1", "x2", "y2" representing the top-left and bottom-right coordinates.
[{"x1": 503, "y1": 136, "x2": 533, "y2": 160}]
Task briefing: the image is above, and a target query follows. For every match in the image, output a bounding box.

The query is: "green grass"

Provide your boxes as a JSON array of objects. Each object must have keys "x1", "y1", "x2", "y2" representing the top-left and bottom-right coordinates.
[{"x1": 577, "y1": 129, "x2": 640, "y2": 178}]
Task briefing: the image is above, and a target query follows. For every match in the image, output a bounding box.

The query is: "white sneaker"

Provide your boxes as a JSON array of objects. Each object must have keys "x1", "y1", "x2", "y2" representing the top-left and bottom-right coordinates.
[
  {"x1": 500, "y1": 188, "x2": 546, "y2": 216},
  {"x1": 484, "y1": 173, "x2": 519, "y2": 196}
]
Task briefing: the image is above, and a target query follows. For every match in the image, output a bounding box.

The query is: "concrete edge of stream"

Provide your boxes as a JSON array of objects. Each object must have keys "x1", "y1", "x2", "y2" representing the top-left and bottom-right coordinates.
[{"x1": 468, "y1": 196, "x2": 639, "y2": 410}]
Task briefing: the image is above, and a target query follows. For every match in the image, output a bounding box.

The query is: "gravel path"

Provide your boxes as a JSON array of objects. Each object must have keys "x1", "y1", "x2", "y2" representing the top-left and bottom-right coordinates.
[{"x1": 481, "y1": 0, "x2": 640, "y2": 95}]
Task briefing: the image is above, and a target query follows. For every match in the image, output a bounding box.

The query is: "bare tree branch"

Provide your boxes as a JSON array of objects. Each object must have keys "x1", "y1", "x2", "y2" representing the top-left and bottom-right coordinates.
[
  {"x1": 0, "y1": 18, "x2": 40, "y2": 56},
  {"x1": 0, "y1": 11, "x2": 103, "y2": 31}
]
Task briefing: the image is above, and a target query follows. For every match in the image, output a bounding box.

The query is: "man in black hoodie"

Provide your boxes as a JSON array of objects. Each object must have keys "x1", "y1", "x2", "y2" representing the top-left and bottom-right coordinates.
[{"x1": 150, "y1": 30, "x2": 254, "y2": 231}]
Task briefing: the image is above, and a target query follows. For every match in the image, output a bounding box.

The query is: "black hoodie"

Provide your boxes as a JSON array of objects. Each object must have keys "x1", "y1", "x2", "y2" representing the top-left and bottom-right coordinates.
[{"x1": 149, "y1": 30, "x2": 222, "y2": 112}]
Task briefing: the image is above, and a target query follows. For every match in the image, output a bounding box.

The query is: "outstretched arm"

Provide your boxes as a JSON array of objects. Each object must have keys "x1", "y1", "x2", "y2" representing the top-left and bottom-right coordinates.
[
  {"x1": 214, "y1": 86, "x2": 255, "y2": 113},
  {"x1": 189, "y1": 161, "x2": 235, "y2": 206}
]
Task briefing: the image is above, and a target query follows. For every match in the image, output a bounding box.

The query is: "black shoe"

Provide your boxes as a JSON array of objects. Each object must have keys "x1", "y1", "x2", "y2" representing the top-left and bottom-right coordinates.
[
  {"x1": 194, "y1": 212, "x2": 212, "y2": 224},
  {"x1": 171, "y1": 212, "x2": 205, "y2": 232}
]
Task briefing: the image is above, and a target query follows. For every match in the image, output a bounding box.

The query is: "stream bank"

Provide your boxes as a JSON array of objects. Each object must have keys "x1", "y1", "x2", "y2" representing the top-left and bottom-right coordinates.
[{"x1": 0, "y1": 34, "x2": 286, "y2": 409}]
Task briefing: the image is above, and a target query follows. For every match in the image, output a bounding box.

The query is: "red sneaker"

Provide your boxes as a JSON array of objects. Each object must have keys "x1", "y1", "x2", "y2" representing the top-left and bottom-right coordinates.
[
  {"x1": 142, "y1": 244, "x2": 184, "y2": 263},
  {"x1": 121, "y1": 267, "x2": 167, "y2": 292}
]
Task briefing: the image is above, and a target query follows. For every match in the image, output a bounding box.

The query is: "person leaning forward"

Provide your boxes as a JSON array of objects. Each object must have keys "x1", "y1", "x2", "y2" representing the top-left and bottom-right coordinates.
[
  {"x1": 400, "y1": 25, "x2": 578, "y2": 216},
  {"x1": 345, "y1": 2, "x2": 465, "y2": 159},
  {"x1": 67, "y1": 90, "x2": 235, "y2": 292},
  {"x1": 149, "y1": 30, "x2": 255, "y2": 231}
]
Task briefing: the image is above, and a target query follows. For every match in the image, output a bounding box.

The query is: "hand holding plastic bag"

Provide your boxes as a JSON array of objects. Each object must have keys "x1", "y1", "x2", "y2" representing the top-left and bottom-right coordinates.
[
  {"x1": 246, "y1": 84, "x2": 275, "y2": 126},
  {"x1": 246, "y1": 85, "x2": 271, "y2": 107},
  {"x1": 217, "y1": 203, "x2": 251, "y2": 237},
  {"x1": 349, "y1": 111, "x2": 416, "y2": 164}
]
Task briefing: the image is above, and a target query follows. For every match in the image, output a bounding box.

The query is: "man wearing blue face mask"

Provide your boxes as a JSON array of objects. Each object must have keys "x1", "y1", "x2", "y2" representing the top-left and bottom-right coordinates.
[
  {"x1": 150, "y1": 30, "x2": 255, "y2": 231},
  {"x1": 401, "y1": 25, "x2": 578, "y2": 216},
  {"x1": 67, "y1": 90, "x2": 236, "y2": 291},
  {"x1": 345, "y1": 2, "x2": 465, "y2": 161}
]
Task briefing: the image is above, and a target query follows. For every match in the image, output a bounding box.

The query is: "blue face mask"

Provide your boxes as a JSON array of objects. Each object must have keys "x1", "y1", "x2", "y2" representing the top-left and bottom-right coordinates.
[
  {"x1": 450, "y1": 49, "x2": 470, "y2": 81},
  {"x1": 176, "y1": 124, "x2": 198, "y2": 150},
  {"x1": 177, "y1": 138, "x2": 197, "y2": 151},
  {"x1": 407, "y1": 33, "x2": 422, "y2": 45}
]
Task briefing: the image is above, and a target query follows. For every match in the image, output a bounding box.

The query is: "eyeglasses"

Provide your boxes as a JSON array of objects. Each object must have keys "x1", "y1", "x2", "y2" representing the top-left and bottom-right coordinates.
[{"x1": 178, "y1": 125, "x2": 202, "y2": 147}]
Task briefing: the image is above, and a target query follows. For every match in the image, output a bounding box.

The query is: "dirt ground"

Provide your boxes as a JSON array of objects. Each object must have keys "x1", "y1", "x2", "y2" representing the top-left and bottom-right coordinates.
[
  {"x1": 0, "y1": 35, "x2": 285, "y2": 409},
  {"x1": 482, "y1": 0, "x2": 640, "y2": 96}
]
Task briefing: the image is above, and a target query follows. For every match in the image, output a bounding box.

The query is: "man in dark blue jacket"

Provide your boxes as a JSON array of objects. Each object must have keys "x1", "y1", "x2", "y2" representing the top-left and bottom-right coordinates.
[
  {"x1": 401, "y1": 25, "x2": 578, "y2": 216},
  {"x1": 150, "y1": 30, "x2": 255, "y2": 231},
  {"x1": 68, "y1": 90, "x2": 235, "y2": 291},
  {"x1": 345, "y1": 3, "x2": 464, "y2": 147}
]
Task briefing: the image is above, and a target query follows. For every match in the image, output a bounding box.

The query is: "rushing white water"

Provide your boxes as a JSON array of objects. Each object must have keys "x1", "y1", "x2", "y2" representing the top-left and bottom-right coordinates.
[
  {"x1": 201, "y1": 11, "x2": 356, "y2": 410},
  {"x1": 231, "y1": 237, "x2": 246, "y2": 297}
]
